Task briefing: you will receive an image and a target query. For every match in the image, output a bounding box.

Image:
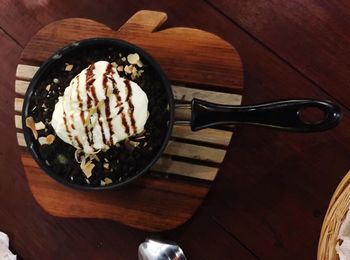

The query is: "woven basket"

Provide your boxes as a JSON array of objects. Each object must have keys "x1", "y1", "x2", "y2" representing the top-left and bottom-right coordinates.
[{"x1": 318, "y1": 170, "x2": 350, "y2": 260}]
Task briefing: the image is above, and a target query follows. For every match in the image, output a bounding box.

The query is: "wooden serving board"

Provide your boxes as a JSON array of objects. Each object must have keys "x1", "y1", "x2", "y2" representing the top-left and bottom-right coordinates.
[
  {"x1": 318, "y1": 169, "x2": 350, "y2": 260},
  {"x1": 14, "y1": 10, "x2": 243, "y2": 231}
]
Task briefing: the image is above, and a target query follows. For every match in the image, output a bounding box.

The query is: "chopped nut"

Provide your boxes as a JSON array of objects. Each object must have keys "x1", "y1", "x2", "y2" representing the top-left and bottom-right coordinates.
[
  {"x1": 65, "y1": 64, "x2": 74, "y2": 71},
  {"x1": 130, "y1": 140, "x2": 139, "y2": 147},
  {"x1": 127, "y1": 53, "x2": 140, "y2": 65},
  {"x1": 46, "y1": 134, "x2": 55, "y2": 144},
  {"x1": 131, "y1": 66, "x2": 139, "y2": 80},
  {"x1": 134, "y1": 69, "x2": 144, "y2": 79},
  {"x1": 118, "y1": 53, "x2": 122, "y2": 57},
  {"x1": 124, "y1": 65, "x2": 133, "y2": 74},
  {"x1": 81, "y1": 160, "x2": 95, "y2": 178},
  {"x1": 136, "y1": 60, "x2": 143, "y2": 68},
  {"x1": 121, "y1": 57, "x2": 126, "y2": 62},
  {"x1": 125, "y1": 139, "x2": 139, "y2": 151},
  {"x1": 46, "y1": 84, "x2": 51, "y2": 91},
  {"x1": 38, "y1": 135, "x2": 55, "y2": 145},
  {"x1": 35, "y1": 121, "x2": 45, "y2": 130},
  {"x1": 89, "y1": 153, "x2": 100, "y2": 162},
  {"x1": 111, "y1": 62, "x2": 118, "y2": 67},
  {"x1": 100, "y1": 180, "x2": 106, "y2": 186},
  {"x1": 26, "y1": 116, "x2": 38, "y2": 139},
  {"x1": 103, "y1": 163, "x2": 109, "y2": 169},
  {"x1": 53, "y1": 78, "x2": 59, "y2": 84},
  {"x1": 38, "y1": 136, "x2": 48, "y2": 145},
  {"x1": 117, "y1": 65, "x2": 124, "y2": 72},
  {"x1": 104, "y1": 177, "x2": 113, "y2": 185}
]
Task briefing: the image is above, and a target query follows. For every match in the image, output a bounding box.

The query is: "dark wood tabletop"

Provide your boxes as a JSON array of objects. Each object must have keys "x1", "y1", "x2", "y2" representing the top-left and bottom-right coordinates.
[{"x1": 1, "y1": 1, "x2": 350, "y2": 259}]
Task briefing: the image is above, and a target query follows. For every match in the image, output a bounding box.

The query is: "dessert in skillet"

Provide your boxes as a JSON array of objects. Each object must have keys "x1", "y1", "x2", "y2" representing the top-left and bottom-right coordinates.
[
  {"x1": 26, "y1": 48, "x2": 169, "y2": 187},
  {"x1": 51, "y1": 60, "x2": 149, "y2": 154}
]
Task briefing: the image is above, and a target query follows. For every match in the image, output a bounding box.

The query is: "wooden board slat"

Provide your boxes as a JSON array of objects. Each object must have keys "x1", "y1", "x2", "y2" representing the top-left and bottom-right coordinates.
[
  {"x1": 14, "y1": 97, "x2": 23, "y2": 112},
  {"x1": 172, "y1": 85, "x2": 242, "y2": 104},
  {"x1": 165, "y1": 141, "x2": 226, "y2": 163},
  {"x1": 15, "y1": 80, "x2": 30, "y2": 95},
  {"x1": 172, "y1": 125, "x2": 232, "y2": 146},
  {"x1": 15, "y1": 115, "x2": 22, "y2": 129},
  {"x1": 152, "y1": 157, "x2": 218, "y2": 181},
  {"x1": 16, "y1": 64, "x2": 38, "y2": 80},
  {"x1": 17, "y1": 132, "x2": 26, "y2": 147}
]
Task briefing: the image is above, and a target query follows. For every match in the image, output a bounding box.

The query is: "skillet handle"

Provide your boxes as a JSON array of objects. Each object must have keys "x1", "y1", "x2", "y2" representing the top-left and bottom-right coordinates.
[{"x1": 190, "y1": 98, "x2": 342, "y2": 132}]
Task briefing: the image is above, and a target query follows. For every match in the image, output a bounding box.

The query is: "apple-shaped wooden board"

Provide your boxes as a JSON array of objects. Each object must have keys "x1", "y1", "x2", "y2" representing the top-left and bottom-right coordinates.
[{"x1": 14, "y1": 10, "x2": 243, "y2": 231}]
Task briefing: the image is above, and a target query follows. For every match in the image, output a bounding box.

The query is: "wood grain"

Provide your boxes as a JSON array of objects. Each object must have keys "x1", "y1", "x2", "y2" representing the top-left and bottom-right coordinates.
[
  {"x1": 20, "y1": 12, "x2": 243, "y2": 89},
  {"x1": 14, "y1": 10, "x2": 243, "y2": 232},
  {"x1": 152, "y1": 158, "x2": 218, "y2": 180},
  {"x1": 208, "y1": 0, "x2": 350, "y2": 109},
  {"x1": 21, "y1": 153, "x2": 209, "y2": 231},
  {"x1": 164, "y1": 141, "x2": 226, "y2": 163},
  {"x1": 197, "y1": 8, "x2": 350, "y2": 259},
  {"x1": 172, "y1": 85, "x2": 242, "y2": 104},
  {"x1": 172, "y1": 125, "x2": 232, "y2": 146}
]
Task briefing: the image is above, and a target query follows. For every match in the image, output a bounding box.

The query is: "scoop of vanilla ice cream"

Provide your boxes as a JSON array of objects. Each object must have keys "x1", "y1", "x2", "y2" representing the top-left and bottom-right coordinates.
[{"x1": 51, "y1": 61, "x2": 148, "y2": 154}]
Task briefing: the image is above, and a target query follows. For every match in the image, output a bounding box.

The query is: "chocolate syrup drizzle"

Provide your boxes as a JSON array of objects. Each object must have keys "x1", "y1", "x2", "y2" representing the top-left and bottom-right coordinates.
[{"x1": 124, "y1": 79, "x2": 137, "y2": 134}]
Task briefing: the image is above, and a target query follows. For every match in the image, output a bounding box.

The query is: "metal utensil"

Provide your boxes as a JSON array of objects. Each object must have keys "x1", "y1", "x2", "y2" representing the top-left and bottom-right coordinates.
[{"x1": 138, "y1": 239, "x2": 186, "y2": 260}]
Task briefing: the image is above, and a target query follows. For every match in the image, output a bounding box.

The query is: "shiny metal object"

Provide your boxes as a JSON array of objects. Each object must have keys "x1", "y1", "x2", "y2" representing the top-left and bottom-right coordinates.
[{"x1": 138, "y1": 238, "x2": 187, "y2": 260}]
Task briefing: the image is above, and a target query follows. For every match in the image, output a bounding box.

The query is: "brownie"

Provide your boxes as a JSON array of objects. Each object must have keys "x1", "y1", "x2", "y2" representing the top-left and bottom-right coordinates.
[{"x1": 27, "y1": 45, "x2": 170, "y2": 188}]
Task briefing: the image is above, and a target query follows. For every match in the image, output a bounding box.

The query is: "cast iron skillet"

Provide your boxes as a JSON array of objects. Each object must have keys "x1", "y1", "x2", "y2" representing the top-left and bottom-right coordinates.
[{"x1": 22, "y1": 38, "x2": 342, "y2": 191}]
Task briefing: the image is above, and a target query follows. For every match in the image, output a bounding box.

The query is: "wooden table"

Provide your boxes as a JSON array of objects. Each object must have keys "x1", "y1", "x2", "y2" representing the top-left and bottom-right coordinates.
[{"x1": 1, "y1": 1, "x2": 350, "y2": 259}]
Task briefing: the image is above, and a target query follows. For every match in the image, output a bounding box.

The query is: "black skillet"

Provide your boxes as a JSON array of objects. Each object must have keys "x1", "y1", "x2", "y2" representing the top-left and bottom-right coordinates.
[{"x1": 22, "y1": 38, "x2": 342, "y2": 191}]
